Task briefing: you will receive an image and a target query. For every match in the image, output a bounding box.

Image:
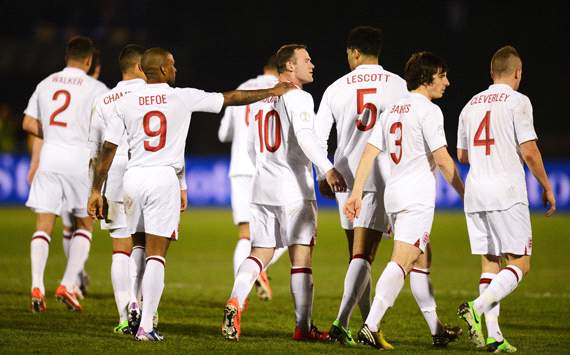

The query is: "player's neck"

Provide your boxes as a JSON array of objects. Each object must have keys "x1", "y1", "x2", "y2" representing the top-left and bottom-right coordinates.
[
  {"x1": 279, "y1": 72, "x2": 302, "y2": 89},
  {"x1": 122, "y1": 72, "x2": 144, "y2": 82},
  {"x1": 492, "y1": 78, "x2": 516, "y2": 90},
  {"x1": 66, "y1": 60, "x2": 89, "y2": 73},
  {"x1": 354, "y1": 57, "x2": 378, "y2": 69},
  {"x1": 412, "y1": 87, "x2": 432, "y2": 101}
]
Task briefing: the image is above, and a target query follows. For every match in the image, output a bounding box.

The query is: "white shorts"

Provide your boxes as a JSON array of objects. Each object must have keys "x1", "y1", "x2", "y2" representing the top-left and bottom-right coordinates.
[
  {"x1": 60, "y1": 210, "x2": 74, "y2": 228},
  {"x1": 230, "y1": 175, "x2": 253, "y2": 225},
  {"x1": 100, "y1": 201, "x2": 130, "y2": 238},
  {"x1": 104, "y1": 155, "x2": 127, "y2": 202},
  {"x1": 250, "y1": 200, "x2": 317, "y2": 249},
  {"x1": 388, "y1": 208, "x2": 434, "y2": 253},
  {"x1": 336, "y1": 191, "x2": 388, "y2": 232},
  {"x1": 466, "y1": 203, "x2": 532, "y2": 256},
  {"x1": 123, "y1": 166, "x2": 180, "y2": 239},
  {"x1": 26, "y1": 170, "x2": 89, "y2": 218}
]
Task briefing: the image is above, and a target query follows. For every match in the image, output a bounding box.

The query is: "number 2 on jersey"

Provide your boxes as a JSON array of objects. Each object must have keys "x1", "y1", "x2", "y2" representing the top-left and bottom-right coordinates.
[
  {"x1": 143, "y1": 111, "x2": 167, "y2": 152},
  {"x1": 50, "y1": 90, "x2": 71, "y2": 127},
  {"x1": 255, "y1": 109, "x2": 282, "y2": 152},
  {"x1": 356, "y1": 88, "x2": 377, "y2": 131},
  {"x1": 389, "y1": 122, "x2": 403, "y2": 164},
  {"x1": 473, "y1": 111, "x2": 495, "y2": 155}
]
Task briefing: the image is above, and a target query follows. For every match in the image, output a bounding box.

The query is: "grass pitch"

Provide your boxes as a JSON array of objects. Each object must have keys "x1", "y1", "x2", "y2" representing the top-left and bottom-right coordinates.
[{"x1": 0, "y1": 207, "x2": 569, "y2": 354}]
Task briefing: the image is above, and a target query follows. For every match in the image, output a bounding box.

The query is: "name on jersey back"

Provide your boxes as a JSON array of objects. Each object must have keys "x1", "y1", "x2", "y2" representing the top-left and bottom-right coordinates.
[
  {"x1": 470, "y1": 93, "x2": 510, "y2": 105},
  {"x1": 103, "y1": 91, "x2": 132, "y2": 105},
  {"x1": 346, "y1": 73, "x2": 391, "y2": 85},
  {"x1": 51, "y1": 76, "x2": 84, "y2": 86},
  {"x1": 390, "y1": 104, "x2": 410, "y2": 114},
  {"x1": 139, "y1": 94, "x2": 167, "y2": 105}
]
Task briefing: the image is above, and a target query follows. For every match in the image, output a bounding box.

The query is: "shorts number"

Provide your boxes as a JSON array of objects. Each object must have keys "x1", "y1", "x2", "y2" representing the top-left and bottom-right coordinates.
[
  {"x1": 49, "y1": 90, "x2": 71, "y2": 127},
  {"x1": 389, "y1": 122, "x2": 403, "y2": 164},
  {"x1": 474, "y1": 111, "x2": 495, "y2": 155},
  {"x1": 143, "y1": 111, "x2": 167, "y2": 152},
  {"x1": 255, "y1": 109, "x2": 282, "y2": 153},
  {"x1": 356, "y1": 88, "x2": 378, "y2": 131}
]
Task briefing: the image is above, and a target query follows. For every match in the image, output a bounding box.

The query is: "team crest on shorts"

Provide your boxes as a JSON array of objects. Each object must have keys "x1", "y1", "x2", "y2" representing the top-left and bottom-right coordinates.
[{"x1": 422, "y1": 232, "x2": 430, "y2": 246}]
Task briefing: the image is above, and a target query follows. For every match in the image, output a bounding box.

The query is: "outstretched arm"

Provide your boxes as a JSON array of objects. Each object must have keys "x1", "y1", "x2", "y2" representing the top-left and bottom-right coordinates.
[
  {"x1": 88, "y1": 141, "x2": 118, "y2": 219},
  {"x1": 222, "y1": 82, "x2": 296, "y2": 107},
  {"x1": 520, "y1": 140, "x2": 556, "y2": 216}
]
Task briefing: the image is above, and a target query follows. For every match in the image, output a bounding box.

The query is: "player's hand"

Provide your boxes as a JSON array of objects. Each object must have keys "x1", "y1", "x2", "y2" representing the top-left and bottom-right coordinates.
[
  {"x1": 343, "y1": 194, "x2": 362, "y2": 222},
  {"x1": 325, "y1": 168, "x2": 347, "y2": 194},
  {"x1": 88, "y1": 190, "x2": 104, "y2": 219},
  {"x1": 318, "y1": 179, "x2": 335, "y2": 199},
  {"x1": 180, "y1": 189, "x2": 188, "y2": 212},
  {"x1": 270, "y1": 81, "x2": 297, "y2": 96},
  {"x1": 543, "y1": 189, "x2": 556, "y2": 217}
]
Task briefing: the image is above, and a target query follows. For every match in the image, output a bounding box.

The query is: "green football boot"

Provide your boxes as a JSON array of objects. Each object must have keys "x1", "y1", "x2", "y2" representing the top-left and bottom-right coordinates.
[
  {"x1": 457, "y1": 301, "x2": 485, "y2": 347},
  {"x1": 114, "y1": 320, "x2": 131, "y2": 335},
  {"x1": 328, "y1": 319, "x2": 356, "y2": 346},
  {"x1": 486, "y1": 337, "x2": 517, "y2": 353}
]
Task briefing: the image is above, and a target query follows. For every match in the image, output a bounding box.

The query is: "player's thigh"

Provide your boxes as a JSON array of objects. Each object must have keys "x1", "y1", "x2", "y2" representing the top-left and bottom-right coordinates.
[
  {"x1": 352, "y1": 227, "x2": 382, "y2": 260},
  {"x1": 488, "y1": 203, "x2": 532, "y2": 256},
  {"x1": 61, "y1": 173, "x2": 90, "y2": 218},
  {"x1": 143, "y1": 171, "x2": 181, "y2": 239},
  {"x1": 25, "y1": 171, "x2": 64, "y2": 215},
  {"x1": 284, "y1": 200, "x2": 317, "y2": 247},
  {"x1": 389, "y1": 208, "x2": 433, "y2": 253},
  {"x1": 112, "y1": 236, "x2": 133, "y2": 253},
  {"x1": 230, "y1": 176, "x2": 252, "y2": 225},
  {"x1": 465, "y1": 211, "x2": 500, "y2": 256},
  {"x1": 250, "y1": 203, "x2": 280, "y2": 249}
]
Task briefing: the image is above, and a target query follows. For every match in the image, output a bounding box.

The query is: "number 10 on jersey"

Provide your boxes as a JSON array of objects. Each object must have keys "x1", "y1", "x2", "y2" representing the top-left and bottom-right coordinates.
[{"x1": 254, "y1": 109, "x2": 282, "y2": 152}]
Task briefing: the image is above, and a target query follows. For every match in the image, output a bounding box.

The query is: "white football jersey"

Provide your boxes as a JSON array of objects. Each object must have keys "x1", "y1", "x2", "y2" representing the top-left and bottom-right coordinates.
[
  {"x1": 218, "y1": 74, "x2": 278, "y2": 177},
  {"x1": 315, "y1": 64, "x2": 408, "y2": 191},
  {"x1": 249, "y1": 89, "x2": 333, "y2": 206},
  {"x1": 457, "y1": 83, "x2": 537, "y2": 212},
  {"x1": 368, "y1": 93, "x2": 448, "y2": 213},
  {"x1": 105, "y1": 83, "x2": 224, "y2": 174},
  {"x1": 24, "y1": 67, "x2": 108, "y2": 174}
]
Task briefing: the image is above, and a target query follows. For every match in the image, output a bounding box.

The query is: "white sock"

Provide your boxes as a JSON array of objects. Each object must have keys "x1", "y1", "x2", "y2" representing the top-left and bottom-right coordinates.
[
  {"x1": 61, "y1": 229, "x2": 91, "y2": 290},
  {"x1": 474, "y1": 265, "x2": 523, "y2": 314},
  {"x1": 112, "y1": 251, "x2": 131, "y2": 322},
  {"x1": 140, "y1": 256, "x2": 165, "y2": 332},
  {"x1": 365, "y1": 261, "x2": 406, "y2": 332},
  {"x1": 358, "y1": 275, "x2": 371, "y2": 321},
  {"x1": 410, "y1": 268, "x2": 441, "y2": 336},
  {"x1": 480, "y1": 272, "x2": 503, "y2": 342},
  {"x1": 31, "y1": 232, "x2": 51, "y2": 294},
  {"x1": 129, "y1": 246, "x2": 145, "y2": 303},
  {"x1": 337, "y1": 256, "x2": 371, "y2": 328},
  {"x1": 62, "y1": 230, "x2": 72, "y2": 259},
  {"x1": 233, "y1": 238, "x2": 251, "y2": 278},
  {"x1": 230, "y1": 256, "x2": 262, "y2": 308},
  {"x1": 266, "y1": 247, "x2": 288, "y2": 268},
  {"x1": 291, "y1": 267, "x2": 313, "y2": 334}
]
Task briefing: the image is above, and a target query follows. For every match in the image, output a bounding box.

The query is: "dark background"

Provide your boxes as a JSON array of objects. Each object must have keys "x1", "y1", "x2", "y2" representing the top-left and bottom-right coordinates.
[{"x1": 1, "y1": 0, "x2": 568, "y2": 157}]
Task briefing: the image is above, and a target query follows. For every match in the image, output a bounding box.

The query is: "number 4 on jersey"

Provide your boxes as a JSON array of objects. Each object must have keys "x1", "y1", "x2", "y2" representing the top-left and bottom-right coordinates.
[{"x1": 474, "y1": 111, "x2": 495, "y2": 155}]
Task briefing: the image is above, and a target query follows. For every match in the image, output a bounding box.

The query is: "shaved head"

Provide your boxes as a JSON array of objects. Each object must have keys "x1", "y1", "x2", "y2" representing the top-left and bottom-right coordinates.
[
  {"x1": 141, "y1": 47, "x2": 176, "y2": 85},
  {"x1": 491, "y1": 45, "x2": 522, "y2": 78}
]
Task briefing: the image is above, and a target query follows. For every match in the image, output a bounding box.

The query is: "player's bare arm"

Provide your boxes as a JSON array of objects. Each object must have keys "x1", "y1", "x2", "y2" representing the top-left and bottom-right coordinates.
[
  {"x1": 433, "y1": 146, "x2": 465, "y2": 198},
  {"x1": 222, "y1": 82, "x2": 296, "y2": 107},
  {"x1": 343, "y1": 143, "x2": 381, "y2": 221},
  {"x1": 520, "y1": 140, "x2": 556, "y2": 216},
  {"x1": 324, "y1": 168, "x2": 347, "y2": 194},
  {"x1": 88, "y1": 141, "x2": 118, "y2": 219},
  {"x1": 457, "y1": 148, "x2": 469, "y2": 164},
  {"x1": 22, "y1": 115, "x2": 43, "y2": 138}
]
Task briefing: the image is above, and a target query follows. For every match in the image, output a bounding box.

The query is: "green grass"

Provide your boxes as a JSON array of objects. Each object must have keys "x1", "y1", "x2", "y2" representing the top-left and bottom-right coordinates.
[{"x1": 0, "y1": 208, "x2": 569, "y2": 354}]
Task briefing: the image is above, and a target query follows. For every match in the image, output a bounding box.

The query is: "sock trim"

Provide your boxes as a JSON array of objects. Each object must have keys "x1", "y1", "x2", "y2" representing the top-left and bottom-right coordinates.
[
  {"x1": 63, "y1": 232, "x2": 72, "y2": 239},
  {"x1": 32, "y1": 231, "x2": 51, "y2": 244},
  {"x1": 238, "y1": 236, "x2": 250, "y2": 240},
  {"x1": 146, "y1": 256, "x2": 165, "y2": 266},
  {"x1": 411, "y1": 268, "x2": 430, "y2": 274},
  {"x1": 113, "y1": 250, "x2": 131, "y2": 257},
  {"x1": 504, "y1": 266, "x2": 521, "y2": 282},
  {"x1": 392, "y1": 261, "x2": 406, "y2": 278},
  {"x1": 291, "y1": 267, "x2": 312, "y2": 274},
  {"x1": 479, "y1": 278, "x2": 492, "y2": 284},
  {"x1": 246, "y1": 256, "x2": 263, "y2": 273},
  {"x1": 352, "y1": 254, "x2": 372, "y2": 264},
  {"x1": 73, "y1": 230, "x2": 92, "y2": 242}
]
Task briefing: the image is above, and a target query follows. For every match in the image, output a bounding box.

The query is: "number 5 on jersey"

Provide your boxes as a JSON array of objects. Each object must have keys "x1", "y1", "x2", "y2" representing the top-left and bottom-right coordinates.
[{"x1": 356, "y1": 88, "x2": 377, "y2": 131}]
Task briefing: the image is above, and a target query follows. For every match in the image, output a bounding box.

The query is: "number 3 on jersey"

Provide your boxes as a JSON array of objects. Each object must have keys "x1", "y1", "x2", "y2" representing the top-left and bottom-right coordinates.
[
  {"x1": 143, "y1": 111, "x2": 167, "y2": 152},
  {"x1": 254, "y1": 109, "x2": 282, "y2": 152},
  {"x1": 473, "y1": 111, "x2": 495, "y2": 155},
  {"x1": 389, "y1": 122, "x2": 403, "y2": 164},
  {"x1": 356, "y1": 88, "x2": 377, "y2": 131}
]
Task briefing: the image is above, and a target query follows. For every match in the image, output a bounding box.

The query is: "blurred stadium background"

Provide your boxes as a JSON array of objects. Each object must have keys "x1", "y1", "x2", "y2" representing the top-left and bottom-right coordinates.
[{"x1": 0, "y1": 1, "x2": 568, "y2": 353}]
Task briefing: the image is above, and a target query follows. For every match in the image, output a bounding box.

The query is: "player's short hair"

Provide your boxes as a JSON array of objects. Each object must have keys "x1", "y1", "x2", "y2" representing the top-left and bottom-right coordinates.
[
  {"x1": 275, "y1": 44, "x2": 308, "y2": 74},
  {"x1": 346, "y1": 26, "x2": 383, "y2": 57},
  {"x1": 491, "y1": 45, "x2": 521, "y2": 78},
  {"x1": 87, "y1": 48, "x2": 100, "y2": 76},
  {"x1": 404, "y1": 51, "x2": 448, "y2": 91},
  {"x1": 264, "y1": 54, "x2": 278, "y2": 71},
  {"x1": 119, "y1": 44, "x2": 146, "y2": 73},
  {"x1": 141, "y1": 47, "x2": 170, "y2": 73},
  {"x1": 65, "y1": 36, "x2": 95, "y2": 61}
]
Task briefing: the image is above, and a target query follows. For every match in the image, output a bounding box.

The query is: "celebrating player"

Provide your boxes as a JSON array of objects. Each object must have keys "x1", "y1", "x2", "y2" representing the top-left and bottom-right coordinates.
[
  {"x1": 343, "y1": 51, "x2": 465, "y2": 349},
  {"x1": 456, "y1": 45, "x2": 556, "y2": 352},
  {"x1": 218, "y1": 55, "x2": 287, "y2": 302},
  {"x1": 222, "y1": 44, "x2": 346, "y2": 342},
  {"x1": 88, "y1": 47, "x2": 296, "y2": 341}
]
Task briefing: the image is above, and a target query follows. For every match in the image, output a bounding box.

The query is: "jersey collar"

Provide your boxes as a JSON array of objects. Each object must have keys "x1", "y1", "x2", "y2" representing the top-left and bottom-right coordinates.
[
  {"x1": 116, "y1": 78, "x2": 146, "y2": 87},
  {"x1": 355, "y1": 64, "x2": 383, "y2": 71},
  {"x1": 489, "y1": 83, "x2": 513, "y2": 91},
  {"x1": 62, "y1": 67, "x2": 87, "y2": 76}
]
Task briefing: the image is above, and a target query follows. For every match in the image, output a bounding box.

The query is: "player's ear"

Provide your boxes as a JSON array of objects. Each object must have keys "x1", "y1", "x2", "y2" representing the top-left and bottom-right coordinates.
[{"x1": 85, "y1": 55, "x2": 92, "y2": 69}]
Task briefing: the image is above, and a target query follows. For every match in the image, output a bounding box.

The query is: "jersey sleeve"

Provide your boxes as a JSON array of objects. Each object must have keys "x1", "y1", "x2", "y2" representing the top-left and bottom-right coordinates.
[
  {"x1": 314, "y1": 87, "x2": 335, "y2": 152},
  {"x1": 367, "y1": 111, "x2": 386, "y2": 151},
  {"x1": 88, "y1": 101, "x2": 105, "y2": 157},
  {"x1": 103, "y1": 103, "x2": 126, "y2": 146},
  {"x1": 422, "y1": 106, "x2": 448, "y2": 152},
  {"x1": 456, "y1": 108, "x2": 468, "y2": 150},
  {"x1": 218, "y1": 107, "x2": 235, "y2": 143},
  {"x1": 513, "y1": 95, "x2": 538, "y2": 144},
  {"x1": 178, "y1": 88, "x2": 224, "y2": 114},
  {"x1": 24, "y1": 86, "x2": 40, "y2": 119},
  {"x1": 288, "y1": 91, "x2": 333, "y2": 174}
]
